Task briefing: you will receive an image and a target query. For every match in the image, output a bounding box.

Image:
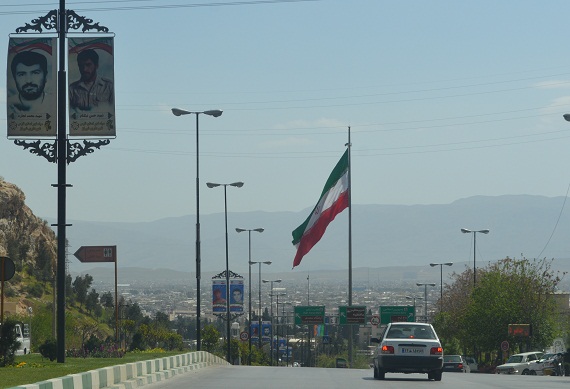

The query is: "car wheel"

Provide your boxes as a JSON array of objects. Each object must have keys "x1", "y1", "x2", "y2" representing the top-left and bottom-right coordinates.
[
  {"x1": 373, "y1": 365, "x2": 378, "y2": 379},
  {"x1": 521, "y1": 369, "x2": 529, "y2": 375},
  {"x1": 432, "y1": 370, "x2": 443, "y2": 381},
  {"x1": 529, "y1": 370, "x2": 536, "y2": 375},
  {"x1": 377, "y1": 367, "x2": 385, "y2": 380}
]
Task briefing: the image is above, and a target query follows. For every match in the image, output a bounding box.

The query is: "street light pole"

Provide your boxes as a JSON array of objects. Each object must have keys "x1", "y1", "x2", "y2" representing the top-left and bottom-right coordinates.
[
  {"x1": 429, "y1": 262, "x2": 453, "y2": 311},
  {"x1": 236, "y1": 228, "x2": 264, "y2": 365},
  {"x1": 271, "y1": 292, "x2": 286, "y2": 366},
  {"x1": 416, "y1": 283, "x2": 436, "y2": 322},
  {"x1": 207, "y1": 181, "x2": 243, "y2": 363},
  {"x1": 263, "y1": 279, "x2": 281, "y2": 366},
  {"x1": 172, "y1": 108, "x2": 222, "y2": 351},
  {"x1": 251, "y1": 261, "x2": 271, "y2": 351},
  {"x1": 461, "y1": 228, "x2": 490, "y2": 285}
]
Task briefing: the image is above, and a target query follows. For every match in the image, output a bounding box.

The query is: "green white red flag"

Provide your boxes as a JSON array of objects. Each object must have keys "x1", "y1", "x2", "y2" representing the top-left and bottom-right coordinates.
[{"x1": 292, "y1": 150, "x2": 349, "y2": 268}]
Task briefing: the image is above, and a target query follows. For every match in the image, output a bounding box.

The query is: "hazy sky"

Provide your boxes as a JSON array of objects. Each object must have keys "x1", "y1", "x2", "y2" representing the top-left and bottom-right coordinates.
[{"x1": 2, "y1": 0, "x2": 570, "y2": 224}]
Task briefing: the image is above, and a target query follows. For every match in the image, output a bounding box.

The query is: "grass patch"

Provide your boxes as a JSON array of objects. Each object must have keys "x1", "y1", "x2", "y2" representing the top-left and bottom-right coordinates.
[{"x1": 1, "y1": 351, "x2": 186, "y2": 389}]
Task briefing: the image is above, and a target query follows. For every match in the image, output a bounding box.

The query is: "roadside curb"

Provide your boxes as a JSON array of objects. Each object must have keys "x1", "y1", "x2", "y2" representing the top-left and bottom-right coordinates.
[{"x1": 8, "y1": 351, "x2": 229, "y2": 389}]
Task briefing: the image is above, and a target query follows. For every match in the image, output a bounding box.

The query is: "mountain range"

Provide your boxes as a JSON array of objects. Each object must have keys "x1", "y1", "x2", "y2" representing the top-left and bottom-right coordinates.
[{"x1": 54, "y1": 195, "x2": 570, "y2": 280}]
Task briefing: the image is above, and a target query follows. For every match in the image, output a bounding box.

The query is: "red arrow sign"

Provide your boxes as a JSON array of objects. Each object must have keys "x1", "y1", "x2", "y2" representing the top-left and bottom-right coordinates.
[{"x1": 74, "y1": 246, "x2": 117, "y2": 263}]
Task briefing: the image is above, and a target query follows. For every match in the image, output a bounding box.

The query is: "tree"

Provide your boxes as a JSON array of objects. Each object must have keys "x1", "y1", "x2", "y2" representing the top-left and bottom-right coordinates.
[
  {"x1": 85, "y1": 289, "x2": 100, "y2": 315},
  {"x1": 201, "y1": 324, "x2": 221, "y2": 353},
  {"x1": 72, "y1": 274, "x2": 93, "y2": 309},
  {"x1": 100, "y1": 291, "x2": 114, "y2": 308},
  {"x1": 434, "y1": 257, "x2": 565, "y2": 358},
  {"x1": 0, "y1": 319, "x2": 20, "y2": 366}
]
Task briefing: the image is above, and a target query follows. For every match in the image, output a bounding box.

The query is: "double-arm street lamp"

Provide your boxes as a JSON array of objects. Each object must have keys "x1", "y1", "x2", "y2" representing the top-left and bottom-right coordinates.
[
  {"x1": 460, "y1": 228, "x2": 489, "y2": 284},
  {"x1": 250, "y1": 260, "x2": 272, "y2": 350},
  {"x1": 236, "y1": 227, "x2": 264, "y2": 365},
  {"x1": 263, "y1": 279, "x2": 282, "y2": 366},
  {"x1": 416, "y1": 283, "x2": 436, "y2": 322},
  {"x1": 207, "y1": 181, "x2": 243, "y2": 363},
  {"x1": 171, "y1": 108, "x2": 222, "y2": 351},
  {"x1": 429, "y1": 262, "x2": 453, "y2": 311}
]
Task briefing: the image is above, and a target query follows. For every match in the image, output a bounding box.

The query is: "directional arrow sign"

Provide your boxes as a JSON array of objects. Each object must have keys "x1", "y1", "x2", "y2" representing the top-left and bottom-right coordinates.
[
  {"x1": 74, "y1": 246, "x2": 117, "y2": 263},
  {"x1": 294, "y1": 306, "x2": 325, "y2": 325},
  {"x1": 339, "y1": 306, "x2": 366, "y2": 325}
]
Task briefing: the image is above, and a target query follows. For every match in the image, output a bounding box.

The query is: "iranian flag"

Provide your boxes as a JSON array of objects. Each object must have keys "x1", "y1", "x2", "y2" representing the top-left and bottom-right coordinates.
[{"x1": 292, "y1": 150, "x2": 349, "y2": 268}]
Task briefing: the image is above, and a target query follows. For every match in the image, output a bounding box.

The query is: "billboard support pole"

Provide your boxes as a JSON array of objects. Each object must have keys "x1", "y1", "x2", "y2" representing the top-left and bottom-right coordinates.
[{"x1": 11, "y1": 1, "x2": 111, "y2": 363}]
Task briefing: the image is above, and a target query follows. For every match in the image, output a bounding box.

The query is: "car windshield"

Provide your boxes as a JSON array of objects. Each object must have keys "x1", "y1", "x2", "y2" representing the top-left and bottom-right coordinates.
[
  {"x1": 444, "y1": 355, "x2": 462, "y2": 362},
  {"x1": 506, "y1": 355, "x2": 523, "y2": 363},
  {"x1": 386, "y1": 324, "x2": 436, "y2": 340}
]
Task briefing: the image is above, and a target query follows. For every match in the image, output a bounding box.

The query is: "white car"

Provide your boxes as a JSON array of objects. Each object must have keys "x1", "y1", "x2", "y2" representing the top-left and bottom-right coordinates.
[
  {"x1": 495, "y1": 351, "x2": 544, "y2": 375},
  {"x1": 372, "y1": 322, "x2": 444, "y2": 381}
]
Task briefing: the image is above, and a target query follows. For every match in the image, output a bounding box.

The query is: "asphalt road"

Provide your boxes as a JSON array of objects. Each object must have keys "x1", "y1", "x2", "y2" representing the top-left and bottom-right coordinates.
[{"x1": 144, "y1": 365, "x2": 570, "y2": 389}]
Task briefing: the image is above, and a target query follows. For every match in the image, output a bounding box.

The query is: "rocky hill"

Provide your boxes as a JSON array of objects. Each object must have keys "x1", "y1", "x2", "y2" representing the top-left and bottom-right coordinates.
[{"x1": 0, "y1": 178, "x2": 57, "y2": 315}]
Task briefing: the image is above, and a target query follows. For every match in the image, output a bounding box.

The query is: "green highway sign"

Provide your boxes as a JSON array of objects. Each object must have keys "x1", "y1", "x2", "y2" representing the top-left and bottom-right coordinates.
[
  {"x1": 294, "y1": 306, "x2": 325, "y2": 325},
  {"x1": 379, "y1": 306, "x2": 415, "y2": 324},
  {"x1": 339, "y1": 306, "x2": 367, "y2": 325}
]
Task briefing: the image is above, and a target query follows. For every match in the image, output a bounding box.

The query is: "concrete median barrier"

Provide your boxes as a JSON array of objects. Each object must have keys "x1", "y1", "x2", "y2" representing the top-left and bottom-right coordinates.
[{"x1": 8, "y1": 351, "x2": 229, "y2": 389}]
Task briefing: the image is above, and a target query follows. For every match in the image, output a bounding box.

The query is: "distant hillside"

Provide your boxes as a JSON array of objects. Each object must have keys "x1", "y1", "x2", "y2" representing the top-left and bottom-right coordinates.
[
  {"x1": 0, "y1": 178, "x2": 57, "y2": 314},
  {"x1": 56, "y1": 194, "x2": 570, "y2": 276}
]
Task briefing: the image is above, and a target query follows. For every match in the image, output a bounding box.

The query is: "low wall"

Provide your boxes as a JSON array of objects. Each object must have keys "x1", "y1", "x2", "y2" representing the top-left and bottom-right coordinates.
[{"x1": 8, "y1": 351, "x2": 228, "y2": 389}]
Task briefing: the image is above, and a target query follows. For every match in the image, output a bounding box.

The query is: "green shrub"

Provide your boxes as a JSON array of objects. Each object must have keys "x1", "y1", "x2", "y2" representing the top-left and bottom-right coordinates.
[
  {"x1": 39, "y1": 339, "x2": 57, "y2": 361},
  {"x1": 0, "y1": 319, "x2": 21, "y2": 367}
]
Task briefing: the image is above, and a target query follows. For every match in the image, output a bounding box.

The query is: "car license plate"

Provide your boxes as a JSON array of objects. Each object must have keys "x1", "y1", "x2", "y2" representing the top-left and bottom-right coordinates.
[{"x1": 401, "y1": 347, "x2": 423, "y2": 354}]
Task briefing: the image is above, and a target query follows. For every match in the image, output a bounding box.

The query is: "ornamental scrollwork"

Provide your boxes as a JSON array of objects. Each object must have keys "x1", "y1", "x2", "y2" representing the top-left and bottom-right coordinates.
[
  {"x1": 67, "y1": 10, "x2": 109, "y2": 33},
  {"x1": 15, "y1": 10, "x2": 57, "y2": 33},
  {"x1": 67, "y1": 139, "x2": 110, "y2": 163},
  {"x1": 13, "y1": 140, "x2": 57, "y2": 163}
]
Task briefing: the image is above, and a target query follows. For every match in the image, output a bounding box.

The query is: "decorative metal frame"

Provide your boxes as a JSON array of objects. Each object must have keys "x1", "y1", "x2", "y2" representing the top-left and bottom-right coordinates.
[
  {"x1": 212, "y1": 270, "x2": 245, "y2": 321},
  {"x1": 11, "y1": 9, "x2": 112, "y2": 164}
]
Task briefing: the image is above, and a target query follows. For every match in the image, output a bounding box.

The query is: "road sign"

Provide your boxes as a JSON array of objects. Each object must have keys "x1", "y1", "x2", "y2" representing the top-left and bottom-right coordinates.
[
  {"x1": 0, "y1": 257, "x2": 15, "y2": 281},
  {"x1": 339, "y1": 306, "x2": 367, "y2": 325},
  {"x1": 501, "y1": 340, "x2": 509, "y2": 352},
  {"x1": 294, "y1": 306, "x2": 325, "y2": 325},
  {"x1": 370, "y1": 315, "x2": 380, "y2": 326},
  {"x1": 73, "y1": 246, "x2": 117, "y2": 263},
  {"x1": 379, "y1": 306, "x2": 415, "y2": 324},
  {"x1": 240, "y1": 331, "x2": 249, "y2": 341}
]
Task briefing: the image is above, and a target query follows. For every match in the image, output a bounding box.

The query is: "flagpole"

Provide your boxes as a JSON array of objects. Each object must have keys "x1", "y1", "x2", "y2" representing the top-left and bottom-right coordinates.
[{"x1": 346, "y1": 126, "x2": 353, "y2": 366}]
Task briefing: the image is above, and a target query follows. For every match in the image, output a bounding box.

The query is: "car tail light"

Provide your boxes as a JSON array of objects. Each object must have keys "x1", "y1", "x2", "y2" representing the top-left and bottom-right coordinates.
[
  {"x1": 381, "y1": 345, "x2": 394, "y2": 354},
  {"x1": 458, "y1": 363, "x2": 464, "y2": 369},
  {"x1": 430, "y1": 347, "x2": 443, "y2": 355}
]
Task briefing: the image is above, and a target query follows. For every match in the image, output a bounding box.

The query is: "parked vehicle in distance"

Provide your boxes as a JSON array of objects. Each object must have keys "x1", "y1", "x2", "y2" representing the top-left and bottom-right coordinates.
[
  {"x1": 528, "y1": 353, "x2": 565, "y2": 376},
  {"x1": 372, "y1": 322, "x2": 444, "y2": 381},
  {"x1": 495, "y1": 351, "x2": 544, "y2": 375},
  {"x1": 464, "y1": 356, "x2": 478, "y2": 372},
  {"x1": 443, "y1": 355, "x2": 470, "y2": 373}
]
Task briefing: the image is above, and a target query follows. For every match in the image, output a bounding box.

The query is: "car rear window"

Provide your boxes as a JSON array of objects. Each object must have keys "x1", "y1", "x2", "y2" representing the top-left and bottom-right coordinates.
[
  {"x1": 387, "y1": 324, "x2": 436, "y2": 340},
  {"x1": 444, "y1": 355, "x2": 462, "y2": 362}
]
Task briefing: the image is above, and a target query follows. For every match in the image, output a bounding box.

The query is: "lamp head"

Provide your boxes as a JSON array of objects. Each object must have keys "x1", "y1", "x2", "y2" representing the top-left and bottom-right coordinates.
[
  {"x1": 204, "y1": 109, "x2": 223, "y2": 117},
  {"x1": 461, "y1": 228, "x2": 471, "y2": 233},
  {"x1": 254, "y1": 228, "x2": 264, "y2": 233},
  {"x1": 206, "y1": 182, "x2": 220, "y2": 188},
  {"x1": 479, "y1": 229, "x2": 490, "y2": 234},
  {"x1": 429, "y1": 263, "x2": 437, "y2": 267},
  {"x1": 444, "y1": 262, "x2": 453, "y2": 266},
  {"x1": 171, "y1": 108, "x2": 190, "y2": 116},
  {"x1": 564, "y1": 113, "x2": 570, "y2": 122},
  {"x1": 230, "y1": 181, "x2": 244, "y2": 188},
  {"x1": 263, "y1": 261, "x2": 272, "y2": 265},
  {"x1": 236, "y1": 228, "x2": 246, "y2": 233}
]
